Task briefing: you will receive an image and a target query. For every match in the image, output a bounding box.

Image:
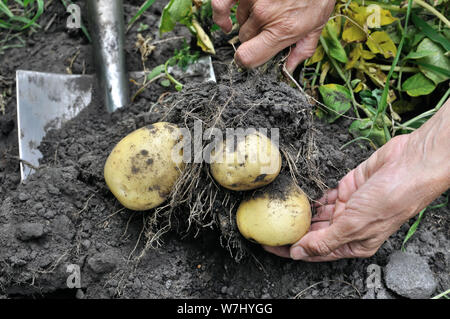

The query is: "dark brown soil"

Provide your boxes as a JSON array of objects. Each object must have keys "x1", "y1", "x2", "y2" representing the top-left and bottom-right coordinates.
[{"x1": 0, "y1": 0, "x2": 448, "y2": 299}]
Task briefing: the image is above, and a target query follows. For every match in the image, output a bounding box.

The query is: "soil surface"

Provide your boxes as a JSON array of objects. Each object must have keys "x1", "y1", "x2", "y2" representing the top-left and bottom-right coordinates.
[{"x1": 0, "y1": 0, "x2": 448, "y2": 299}]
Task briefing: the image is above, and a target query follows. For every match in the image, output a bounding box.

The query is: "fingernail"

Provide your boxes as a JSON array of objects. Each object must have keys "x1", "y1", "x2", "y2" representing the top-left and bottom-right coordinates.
[
  {"x1": 233, "y1": 53, "x2": 243, "y2": 69},
  {"x1": 291, "y1": 246, "x2": 308, "y2": 260}
]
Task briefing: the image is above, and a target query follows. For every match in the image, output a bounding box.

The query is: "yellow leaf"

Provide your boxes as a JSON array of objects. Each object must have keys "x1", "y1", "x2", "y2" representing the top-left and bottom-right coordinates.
[
  {"x1": 305, "y1": 45, "x2": 325, "y2": 66},
  {"x1": 361, "y1": 49, "x2": 376, "y2": 60},
  {"x1": 192, "y1": 18, "x2": 215, "y2": 55},
  {"x1": 320, "y1": 61, "x2": 331, "y2": 85},
  {"x1": 342, "y1": 20, "x2": 367, "y2": 42},
  {"x1": 366, "y1": 31, "x2": 397, "y2": 59},
  {"x1": 341, "y1": 2, "x2": 369, "y2": 43},
  {"x1": 354, "y1": 81, "x2": 367, "y2": 93},
  {"x1": 346, "y1": 44, "x2": 362, "y2": 70},
  {"x1": 346, "y1": 44, "x2": 376, "y2": 70},
  {"x1": 360, "y1": 64, "x2": 387, "y2": 88}
]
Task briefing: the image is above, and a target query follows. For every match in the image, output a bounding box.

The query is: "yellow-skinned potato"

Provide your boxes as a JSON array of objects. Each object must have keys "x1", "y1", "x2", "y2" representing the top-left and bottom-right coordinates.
[
  {"x1": 104, "y1": 122, "x2": 185, "y2": 211},
  {"x1": 210, "y1": 131, "x2": 281, "y2": 191},
  {"x1": 236, "y1": 177, "x2": 311, "y2": 246}
]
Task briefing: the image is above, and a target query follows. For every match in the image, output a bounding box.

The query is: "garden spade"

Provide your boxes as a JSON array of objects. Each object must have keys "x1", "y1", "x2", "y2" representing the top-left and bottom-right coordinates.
[{"x1": 16, "y1": 0, "x2": 216, "y2": 181}]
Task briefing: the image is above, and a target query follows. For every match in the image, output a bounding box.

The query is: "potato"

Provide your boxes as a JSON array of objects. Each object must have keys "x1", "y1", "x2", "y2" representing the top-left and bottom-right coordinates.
[
  {"x1": 236, "y1": 177, "x2": 311, "y2": 246},
  {"x1": 210, "y1": 131, "x2": 281, "y2": 191},
  {"x1": 104, "y1": 122, "x2": 185, "y2": 211}
]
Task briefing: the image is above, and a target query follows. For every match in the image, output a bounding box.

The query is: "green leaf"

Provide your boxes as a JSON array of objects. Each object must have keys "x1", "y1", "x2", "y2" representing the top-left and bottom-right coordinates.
[
  {"x1": 159, "y1": 0, "x2": 192, "y2": 35},
  {"x1": 416, "y1": 38, "x2": 450, "y2": 84},
  {"x1": 0, "y1": 1, "x2": 14, "y2": 18},
  {"x1": 414, "y1": 60, "x2": 450, "y2": 78},
  {"x1": 318, "y1": 84, "x2": 352, "y2": 123},
  {"x1": 147, "y1": 64, "x2": 165, "y2": 81},
  {"x1": 411, "y1": 13, "x2": 450, "y2": 52},
  {"x1": 349, "y1": 119, "x2": 387, "y2": 147},
  {"x1": 160, "y1": 79, "x2": 171, "y2": 87},
  {"x1": 128, "y1": 0, "x2": 156, "y2": 28},
  {"x1": 402, "y1": 73, "x2": 436, "y2": 97},
  {"x1": 402, "y1": 194, "x2": 448, "y2": 251},
  {"x1": 401, "y1": 208, "x2": 425, "y2": 252},
  {"x1": 403, "y1": 50, "x2": 434, "y2": 60},
  {"x1": 323, "y1": 23, "x2": 348, "y2": 63}
]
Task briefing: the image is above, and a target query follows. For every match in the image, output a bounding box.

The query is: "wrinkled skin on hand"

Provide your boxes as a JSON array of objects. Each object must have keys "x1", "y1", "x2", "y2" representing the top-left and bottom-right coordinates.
[
  {"x1": 212, "y1": 0, "x2": 336, "y2": 73},
  {"x1": 264, "y1": 99, "x2": 450, "y2": 261}
]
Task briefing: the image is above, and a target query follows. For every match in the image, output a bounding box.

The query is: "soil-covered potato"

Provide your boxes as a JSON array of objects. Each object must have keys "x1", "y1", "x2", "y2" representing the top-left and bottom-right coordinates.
[
  {"x1": 236, "y1": 177, "x2": 311, "y2": 246},
  {"x1": 210, "y1": 131, "x2": 281, "y2": 191},
  {"x1": 104, "y1": 122, "x2": 185, "y2": 211}
]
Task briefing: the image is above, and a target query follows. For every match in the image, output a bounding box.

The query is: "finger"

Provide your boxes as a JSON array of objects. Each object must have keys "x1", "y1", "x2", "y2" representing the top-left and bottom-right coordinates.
[
  {"x1": 285, "y1": 28, "x2": 322, "y2": 74},
  {"x1": 290, "y1": 220, "x2": 351, "y2": 260},
  {"x1": 331, "y1": 169, "x2": 359, "y2": 204},
  {"x1": 291, "y1": 241, "x2": 376, "y2": 262},
  {"x1": 312, "y1": 204, "x2": 334, "y2": 222},
  {"x1": 290, "y1": 242, "x2": 347, "y2": 262},
  {"x1": 235, "y1": 29, "x2": 291, "y2": 69},
  {"x1": 331, "y1": 199, "x2": 347, "y2": 222},
  {"x1": 238, "y1": 14, "x2": 261, "y2": 43},
  {"x1": 236, "y1": 0, "x2": 252, "y2": 26},
  {"x1": 262, "y1": 245, "x2": 291, "y2": 258},
  {"x1": 291, "y1": 252, "x2": 343, "y2": 262},
  {"x1": 310, "y1": 221, "x2": 331, "y2": 231},
  {"x1": 315, "y1": 188, "x2": 338, "y2": 207},
  {"x1": 212, "y1": 0, "x2": 237, "y2": 33}
]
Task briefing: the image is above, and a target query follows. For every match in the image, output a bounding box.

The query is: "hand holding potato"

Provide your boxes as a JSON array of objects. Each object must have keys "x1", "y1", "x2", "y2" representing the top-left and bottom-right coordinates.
[{"x1": 265, "y1": 99, "x2": 450, "y2": 261}]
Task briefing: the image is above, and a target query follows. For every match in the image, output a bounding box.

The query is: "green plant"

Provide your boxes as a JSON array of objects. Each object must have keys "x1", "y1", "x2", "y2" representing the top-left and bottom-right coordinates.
[
  {"x1": 302, "y1": 0, "x2": 449, "y2": 148},
  {"x1": 127, "y1": 0, "x2": 156, "y2": 32},
  {"x1": 131, "y1": 40, "x2": 200, "y2": 99},
  {"x1": 432, "y1": 288, "x2": 450, "y2": 299},
  {"x1": 0, "y1": 0, "x2": 44, "y2": 31},
  {"x1": 401, "y1": 193, "x2": 448, "y2": 251},
  {"x1": 149, "y1": 40, "x2": 200, "y2": 91},
  {"x1": 159, "y1": 0, "x2": 215, "y2": 54}
]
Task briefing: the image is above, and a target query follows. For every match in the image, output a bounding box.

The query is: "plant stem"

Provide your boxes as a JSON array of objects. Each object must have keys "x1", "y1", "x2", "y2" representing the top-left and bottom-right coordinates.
[
  {"x1": 432, "y1": 289, "x2": 450, "y2": 299},
  {"x1": 310, "y1": 61, "x2": 322, "y2": 89},
  {"x1": 376, "y1": 0, "x2": 413, "y2": 141},
  {"x1": 164, "y1": 59, "x2": 183, "y2": 91},
  {"x1": 413, "y1": 0, "x2": 450, "y2": 28},
  {"x1": 352, "y1": 0, "x2": 406, "y2": 12},
  {"x1": 402, "y1": 88, "x2": 450, "y2": 128},
  {"x1": 355, "y1": 62, "x2": 418, "y2": 73}
]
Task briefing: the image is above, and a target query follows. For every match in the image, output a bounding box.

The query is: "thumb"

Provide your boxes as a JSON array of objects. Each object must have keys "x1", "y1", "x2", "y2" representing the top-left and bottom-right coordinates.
[
  {"x1": 290, "y1": 220, "x2": 349, "y2": 260},
  {"x1": 285, "y1": 28, "x2": 322, "y2": 74},
  {"x1": 235, "y1": 29, "x2": 291, "y2": 69}
]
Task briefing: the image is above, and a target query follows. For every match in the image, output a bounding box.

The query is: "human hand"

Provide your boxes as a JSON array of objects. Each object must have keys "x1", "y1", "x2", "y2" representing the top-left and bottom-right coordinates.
[
  {"x1": 264, "y1": 99, "x2": 450, "y2": 261},
  {"x1": 211, "y1": 0, "x2": 336, "y2": 73}
]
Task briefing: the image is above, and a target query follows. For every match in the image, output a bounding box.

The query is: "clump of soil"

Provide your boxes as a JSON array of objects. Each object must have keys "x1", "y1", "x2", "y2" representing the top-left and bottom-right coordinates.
[{"x1": 0, "y1": 0, "x2": 448, "y2": 299}]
